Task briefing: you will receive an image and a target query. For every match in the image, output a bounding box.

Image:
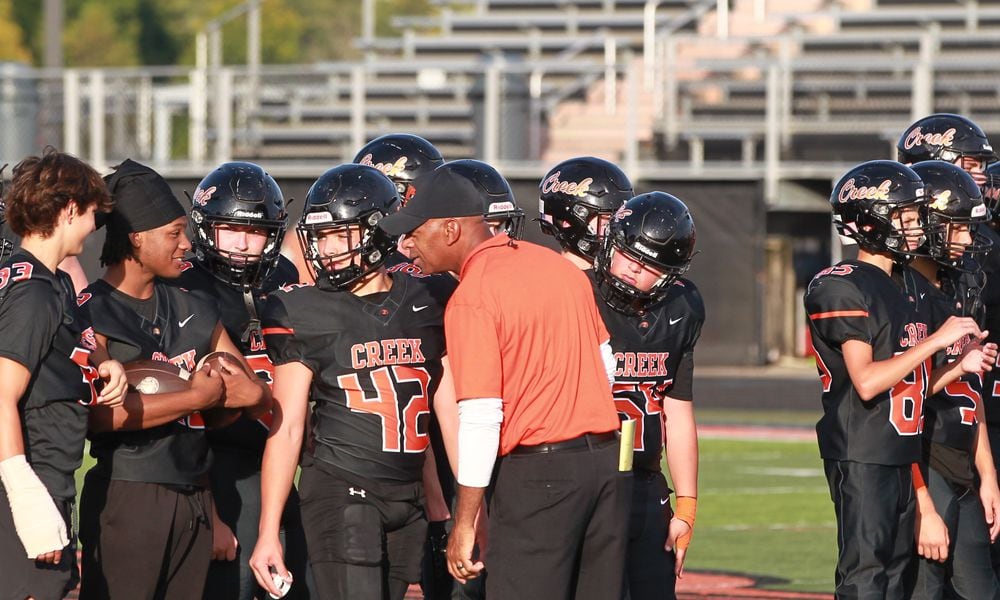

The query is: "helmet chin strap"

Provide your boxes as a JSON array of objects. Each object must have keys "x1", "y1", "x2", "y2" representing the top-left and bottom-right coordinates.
[{"x1": 241, "y1": 288, "x2": 262, "y2": 347}]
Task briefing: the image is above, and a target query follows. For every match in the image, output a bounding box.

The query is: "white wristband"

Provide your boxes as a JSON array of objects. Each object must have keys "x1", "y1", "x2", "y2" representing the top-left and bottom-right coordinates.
[
  {"x1": 0, "y1": 455, "x2": 69, "y2": 559},
  {"x1": 457, "y1": 398, "x2": 503, "y2": 488}
]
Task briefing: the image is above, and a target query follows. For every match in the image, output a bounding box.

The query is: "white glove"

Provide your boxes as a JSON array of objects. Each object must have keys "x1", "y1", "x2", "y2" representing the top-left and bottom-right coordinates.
[{"x1": 0, "y1": 455, "x2": 69, "y2": 559}]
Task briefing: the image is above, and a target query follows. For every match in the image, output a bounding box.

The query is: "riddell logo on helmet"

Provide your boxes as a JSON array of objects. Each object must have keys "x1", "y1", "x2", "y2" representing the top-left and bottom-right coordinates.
[
  {"x1": 903, "y1": 127, "x2": 957, "y2": 150},
  {"x1": 541, "y1": 172, "x2": 593, "y2": 197},
  {"x1": 488, "y1": 201, "x2": 515, "y2": 212},
  {"x1": 838, "y1": 178, "x2": 892, "y2": 203},
  {"x1": 359, "y1": 154, "x2": 408, "y2": 178}
]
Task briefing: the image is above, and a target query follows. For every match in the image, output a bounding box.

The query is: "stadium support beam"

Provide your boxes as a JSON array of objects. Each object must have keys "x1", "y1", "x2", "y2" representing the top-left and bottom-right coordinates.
[
  {"x1": 717, "y1": 0, "x2": 729, "y2": 39},
  {"x1": 643, "y1": 0, "x2": 659, "y2": 91},
  {"x1": 911, "y1": 23, "x2": 939, "y2": 121},
  {"x1": 63, "y1": 70, "x2": 80, "y2": 155},
  {"x1": 624, "y1": 51, "x2": 639, "y2": 181},
  {"x1": 89, "y1": 70, "x2": 105, "y2": 170},
  {"x1": 764, "y1": 64, "x2": 779, "y2": 204}
]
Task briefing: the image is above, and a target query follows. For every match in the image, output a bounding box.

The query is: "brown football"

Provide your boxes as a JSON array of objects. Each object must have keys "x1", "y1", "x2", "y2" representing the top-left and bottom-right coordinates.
[
  {"x1": 196, "y1": 351, "x2": 251, "y2": 376},
  {"x1": 123, "y1": 359, "x2": 192, "y2": 395}
]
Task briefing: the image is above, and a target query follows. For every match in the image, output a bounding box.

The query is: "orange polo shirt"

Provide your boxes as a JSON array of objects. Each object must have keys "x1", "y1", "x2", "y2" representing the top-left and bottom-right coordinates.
[{"x1": 445, "y1": 234, "x2": 620, "y2": 455}]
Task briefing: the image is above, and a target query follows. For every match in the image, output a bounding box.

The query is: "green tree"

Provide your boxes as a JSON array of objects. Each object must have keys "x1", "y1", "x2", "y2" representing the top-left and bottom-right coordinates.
[
  {"x1": 63, "y1": 0, "x2": 141, "y2": 66},
  {"x1": 0, "y1": 0, "x2": 33, "y2": 63}
]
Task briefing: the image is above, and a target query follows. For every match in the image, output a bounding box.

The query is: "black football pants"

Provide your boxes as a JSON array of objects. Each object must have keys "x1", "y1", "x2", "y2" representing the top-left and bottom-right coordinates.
[
  {"x1": 911, "y1": 467, "x2": 1000, "y2": 600},
  {"x1": 486, "y1": 436, "x2": 632, "y2": 600},
  {"x1": 78, "y1": 476, "x2": 213, "y2": 600},
  {"x1": 824, "y1": 460, "x2": 915, "y2": 600},
  {"x1": 623, "y1": 470, "x2": 676, "y2": 600}
]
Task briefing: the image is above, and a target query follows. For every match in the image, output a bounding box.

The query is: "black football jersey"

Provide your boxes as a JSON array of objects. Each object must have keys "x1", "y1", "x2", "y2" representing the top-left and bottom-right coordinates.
[
  {"x1": 905, "y1": 267, "x2": 980, "y2": 454},
  {"x1": 804, "y1": 260, "x2": 931, "y2": 465},
  {"x1": 590, "y1": 273, "x2": 704, "y2": 473},
  {"x1": 173, "y1": 256, "x2": 298, "y2": 459},
  {"x1": 0, "y1": 251, "x2": 98, "y2": 499},
  {"x1": 262, "y1": 272, "x2": 447, "y2": 483},
  {"x1": 80, "y1": 279, "x2": 221, "y2": 487},
  {"x1": 977, "y1": 226, "x2": 1000, "y2": 435}
]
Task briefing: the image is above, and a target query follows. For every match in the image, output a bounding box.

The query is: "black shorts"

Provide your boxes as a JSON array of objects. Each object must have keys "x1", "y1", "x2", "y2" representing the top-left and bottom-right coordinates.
[
  {"x1": 299, "y1": 458, "x2": 426, "y2": 600},
  {"x1": 0, "y1": 486, "x2": 77, "y2": 600}
]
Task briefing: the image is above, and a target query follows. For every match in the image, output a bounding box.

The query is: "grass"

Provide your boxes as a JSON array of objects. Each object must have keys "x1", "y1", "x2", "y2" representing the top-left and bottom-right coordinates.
[
  {"x1": 682, "y1": 437, "x2": 836, "y2": 593},
  {"x1": 73, "y1": 412, "x2": 837, "y2": 595}
]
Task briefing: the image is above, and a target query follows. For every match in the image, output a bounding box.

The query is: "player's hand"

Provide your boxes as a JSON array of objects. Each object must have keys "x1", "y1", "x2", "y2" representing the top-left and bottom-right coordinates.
[
  {"x1": 249, "y1": 535, "x2": 291, "y2": 597},
  {"x1": 931, "y1": 316, "x2": 983, "y2": 351},
  {"x1": 980, "y1": 480, "x2": 1000, "y2": 542},
  {"x1": 959, "y1": 343, "x2": 989, "y2": 375},
  {"x1": 36, "y1": 549, "x2": 63, "y2": 565},
  {"x1": 95, "y1": 359, "x2": 127, "y2": 407},
  {"x1": 665, "y1": 517, "x2": 692, "y2": 578},
  {"x1": 215, "y1": 357, "x2": 265, "y2": 409},
  {"x1": 446, "y1": 522, "x2": 484, "y2": 584},
  {"x1": 190, "y1": 364, "x2": 224, "y2": 409},
  {"x1": 915, "y1": 506, "x2": 950, "y2": 562},
  {"x1": 980, "y1": 343, "x2": 999, "y2": 372},
  {"x1": 211, "y1": 511, "x2": 238, "y2": 561}
]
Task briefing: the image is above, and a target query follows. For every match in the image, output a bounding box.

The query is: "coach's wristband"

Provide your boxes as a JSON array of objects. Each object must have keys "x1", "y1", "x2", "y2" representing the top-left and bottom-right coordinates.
[{"x1": 673, "y1": 496, "x2": 697, "y2": 551}]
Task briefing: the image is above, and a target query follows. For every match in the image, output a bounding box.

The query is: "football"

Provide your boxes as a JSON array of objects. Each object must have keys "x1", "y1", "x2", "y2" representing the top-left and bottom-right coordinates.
[
  {"x1": 123, "y1": 359, "x2": 192, "y2": 395},
  {"x1": 196, "y1": 351, "x2": 251, "y2": 376}
]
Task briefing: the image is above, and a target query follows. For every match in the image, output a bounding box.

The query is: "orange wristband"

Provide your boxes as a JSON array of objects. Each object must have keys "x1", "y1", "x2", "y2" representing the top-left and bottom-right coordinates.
[
  {"x1": 911, "y1": 463, "x2": 926, "y2": 490},
  {"x1": 673, "y1": 496, "x2": 697, "y2": 550}
]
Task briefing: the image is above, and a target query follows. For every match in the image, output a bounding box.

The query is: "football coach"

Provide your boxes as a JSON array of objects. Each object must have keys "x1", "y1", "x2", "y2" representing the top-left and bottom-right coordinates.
[{"x1": 378, "y1": 162, "x2": 631, "y2": 600}]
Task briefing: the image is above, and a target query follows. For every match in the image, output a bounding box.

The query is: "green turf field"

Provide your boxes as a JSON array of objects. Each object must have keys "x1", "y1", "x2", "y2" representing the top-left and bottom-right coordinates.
[
  {"x1": 75, "y1": 418, "x2": 837, "y2": 594},
  {"x1": 683, "y1": 437, "x2": 836, "y2": 593}
]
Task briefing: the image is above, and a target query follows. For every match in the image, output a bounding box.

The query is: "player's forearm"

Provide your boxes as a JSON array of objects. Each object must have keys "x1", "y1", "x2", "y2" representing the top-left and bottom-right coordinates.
[
  {"x1": 844, "y1": 339, "x2": 937, "y2": 401},
  {"x1": 433, "y1": 356, "x2": 459, "y2": 476},
  {"x1": 928, "y1": 360, "x2": 972, "y2": 396},
  {"x1": 663, "y1": 403, "x2": 698, "y2": 498},
  {"x1": 422, "y1": 445, "x2": 451, "y2": 522},
  {"x1": 974, "y1": 413, "x2": 999, "y2": 487},
  {"x1": 453, "y1": 484, "x2": 486, "y2": 532},
  {"x1": 258, "y1": 422, "x2": 303, "y2": 538},
  {"x1": 0, "y1": 400, "x2": 26, "y2": 460},
  {"x1": 88, "y1": 389, "x2": 211, "y2": 433}
]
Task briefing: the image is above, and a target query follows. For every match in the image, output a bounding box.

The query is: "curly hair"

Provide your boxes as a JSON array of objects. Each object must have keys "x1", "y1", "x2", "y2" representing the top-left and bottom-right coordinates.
[{"x1": 5, "y1": 147, "x2": 113, "y2": 238}]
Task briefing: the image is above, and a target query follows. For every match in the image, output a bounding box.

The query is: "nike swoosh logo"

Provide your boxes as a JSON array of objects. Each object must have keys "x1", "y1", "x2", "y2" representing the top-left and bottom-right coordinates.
[
  {"x1": 412, "y1": 305, "x2": 429, "y2": 312},
  {"x1": 660, "y1": 497, "x2": 670, "y2": 505},
  {"x1": 178, "y1": 315, "x2": 194, "y2": 327},
  {"x1": 669, "y1": 317, "x2": 683, "y2": 325}
]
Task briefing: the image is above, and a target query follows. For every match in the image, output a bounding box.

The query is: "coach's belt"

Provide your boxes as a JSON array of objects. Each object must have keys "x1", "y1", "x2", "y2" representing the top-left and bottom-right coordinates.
[{"x1": 511, "y1": 431, "x2": 618, "y2": 455}]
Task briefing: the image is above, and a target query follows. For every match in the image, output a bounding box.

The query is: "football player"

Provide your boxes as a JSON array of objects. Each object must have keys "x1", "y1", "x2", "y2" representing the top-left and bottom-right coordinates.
[
  {"x1": 898, "y1": 114, "x2": 994, "y2": 186},
  {"x1": 0, "y1": 149, "x2": 124, "y2": 600},
  {"x1": 804, "y1": 159, "x2": 995, "y2": 599},
  {"x1": 248, "y1": 164, "x2": 453, "y2": 600},
  {"x1": 177, "y1": 162, "x2": 313, "y2": 600},
  {"x1": 77, "y1": 159, "x2": 270, "y2": 600},
  {"x1": 591, "y1": 192, "x2": 702, "y2": 599},
  {"x1": 904, "y1": 161, "x2": 1000, "y2": 598},
  {"x1": 539, "y1": 156, "x2": 634, "y2": 269}
]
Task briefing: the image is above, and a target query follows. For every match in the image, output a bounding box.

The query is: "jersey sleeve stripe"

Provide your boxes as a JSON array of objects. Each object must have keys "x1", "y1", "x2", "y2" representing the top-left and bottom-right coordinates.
[
  {"x1": 262, "y1": 327, "x2": 295, "y2": 335},
  {"x1": 809, "y1": 310, "x2": 869, "y2": 321}
]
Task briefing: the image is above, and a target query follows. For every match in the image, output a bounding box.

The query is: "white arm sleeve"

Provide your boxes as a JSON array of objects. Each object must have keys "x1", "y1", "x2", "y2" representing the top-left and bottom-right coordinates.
[
  {"x1": 600, "y1": 341, "x2": 616, "y2": 386},
  {"x1": 0, "y1": 455, "x2": 68, "y2": 558},
  {"x1": 457, "y1": 397, "x2": 504, "y2": 488}
]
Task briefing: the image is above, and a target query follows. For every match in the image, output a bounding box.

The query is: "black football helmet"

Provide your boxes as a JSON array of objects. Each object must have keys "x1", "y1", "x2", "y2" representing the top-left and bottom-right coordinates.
[
  {"x1": 910, "y1": 161, "x2": 992, "y2": 270},
  {"x1": 981, "y1": 162, "x2": 1000, "y2": 228},
  {"x1": 539, "y1": 157, "x2": 634, "y2": 259},
  {"x1": 298, "y1": 164, "x2": 400, "y2": 291},
  {"x1": 593, "y1": 192, "x2": 696, "y2": 315},
  {"x1": 898, "y1": 114, "x2": 994, "y2": 180},
  {"x1": 188, "y1": 162, "x2": 287, "y2": 290},
  {"x1": 437, "y1": 159, "x2": 524, "y2": 239},
  {"x1": 830, "y1": 160, "x2": 927, "y2": 259},
  {"x1": 353, "y1": 134, "x2": 444, "y2": 205}
]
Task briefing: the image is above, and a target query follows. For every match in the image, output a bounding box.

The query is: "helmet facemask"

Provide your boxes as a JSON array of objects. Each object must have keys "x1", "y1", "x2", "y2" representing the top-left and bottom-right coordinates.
[
  {"x1": 191, "y1": 211, "x2": 286, "y2": 290},
  {"x1": 298, "y1": 211, "x2": 393, "y2": 291}
]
